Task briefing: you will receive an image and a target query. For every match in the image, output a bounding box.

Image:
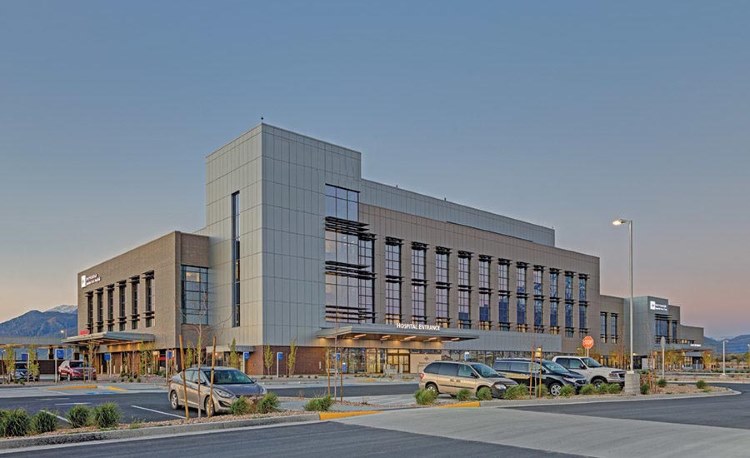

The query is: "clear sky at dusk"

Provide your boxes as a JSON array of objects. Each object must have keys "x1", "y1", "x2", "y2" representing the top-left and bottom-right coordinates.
[{"x1": 1, "y1": 1, "x2": 748, "y2": 337}]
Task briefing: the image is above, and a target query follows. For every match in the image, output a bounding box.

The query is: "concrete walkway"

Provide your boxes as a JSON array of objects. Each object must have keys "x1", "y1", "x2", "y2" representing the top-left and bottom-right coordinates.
[{"x1": 336, "y1": 406, "x2": 750, "y2": 457}]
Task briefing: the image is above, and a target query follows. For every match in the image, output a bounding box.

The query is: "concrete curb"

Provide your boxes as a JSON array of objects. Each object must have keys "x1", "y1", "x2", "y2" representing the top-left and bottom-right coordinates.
[
  {"x1": 318, "y1": 411, "x2": 380, "y2": 420},
  {"x1": 478, "y1": 388, "x2": 740, "y2": 408},
  {"x1": 0, "y1": 413, "x2": 319, "y2": 451},
  {"x1": 438, "y1": 401, "x2": 480, "y2": 408}
]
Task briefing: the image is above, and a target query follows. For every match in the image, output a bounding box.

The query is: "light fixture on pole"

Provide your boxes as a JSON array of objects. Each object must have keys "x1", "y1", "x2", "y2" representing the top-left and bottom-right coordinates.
[{"x1": 613, "y1": 218, "x2": 638, "y2": 394}]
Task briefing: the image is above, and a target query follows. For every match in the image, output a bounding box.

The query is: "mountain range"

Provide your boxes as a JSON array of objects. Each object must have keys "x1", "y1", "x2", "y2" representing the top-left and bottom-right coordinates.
[
  {"x1": 704, "y1": 335, "x2": 750, "y2": 354},
  {"x1": 0, "y1": 305, "x2": 77, "y2": 338}
]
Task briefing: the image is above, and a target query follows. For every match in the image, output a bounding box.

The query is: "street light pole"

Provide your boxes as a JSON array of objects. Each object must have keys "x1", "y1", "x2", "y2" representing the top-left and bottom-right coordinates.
[
  {"x1": 613, "y1": 218, "x2": 638, "y2": 394},
  {"x1": 722, "y1": 340, "x2": 727, "y2": 377}
]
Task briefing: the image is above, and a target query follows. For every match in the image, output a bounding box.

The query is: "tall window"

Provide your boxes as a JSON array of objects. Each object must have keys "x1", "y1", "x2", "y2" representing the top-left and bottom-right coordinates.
[
  {"x1": 550, "y1": 301, "x2": 559, "y2": 330},
  {"x1": 478, "y1": 258, "x2": 490, "y2": 289},
  {"x1": 86, "y1": 292, "x2": 93, "y2": 333},
  {"x1": 610, "y1": 314, "x2": 619, "y2": 343},
  {"x1": 458, "y1": 290, "x2": 471, "y2": 329},
  {"x1": 578, "y1": 304, "x2": 588, "y2": 336},
  {"x1": 231, "y1": 191, "x2": 240, "y2": 327},
  {"x1": 325, "y1": 184, "x2": 359, "y2": 221},
  {"x1": 578, "y1": 275, "x2": 588, "y2": 302},
  {"x1": 436, "y1": 248, "x2": 450, "y2": 327},
  {"x1": 516, "y1": 263, "x2": 527, "y2": 294},
  {"x1": 182, "y1": 266, "x2": 209, "y2": 324},
  {"x1": 479, "y1": 292, "x2": 490, "y2": 330},
  {"x1": 498, "y1": 260, "x2": 510, "y2": 291},
  {"x1": 516, "y1": 297, "x2": 527, "y2": 329},
  {"x1": 385, "y1": 239, "x2": 402, "y2": 324},
  {"x1": 671, "y1": 320, "x2": 678, "y2": 343},
  {"x1": 549, "y1": 270, "x2": 559, "y2": 298},
  {"x1": 411, "y1": 245, "x2": 426, "y2": 281},
  {"x1": 457, "y1": 252, "x2": 471, "y2": 328},
  {"x1": 96, "y1": 290, "x2": 103, "y2": 332},
  {"x1": 144, "y1": 273, "x2": 154, "y2": 328},
  {"x1": 498, "y1": 294, "x2": 510, "y2": 330},
  {"x1": 533, "y1": 267, "x2": 543, "y2": 296},
  {"x1": 358, "y1": 238, "x2": 375, "y2": 323},
  {"x1": 118, "y1": 282, "x2": 126, "y2": 331},
  {"x1": 534, "y1": 299, "x2": 543, "y2": 332},
  {"x1": 411, "y1": 243, "x2": 427, "y2": 324},
  {"x1": 106, "y1": 286, "x2": 114, "y2": 331},
  {"x1": 565, "y1": 272, "x2": 574, "y2": 301},
  {"x1": 436, "y1": 287, "x2": 449, "y2": 327},
  {"x1": 412, "y1": 284, "x2": 426, "y2": 324},
  {"x1": 326, "y1": 274, "x2": 360, "y2": 323},
  {"x1": 565, "y1": 302, "x2": 574, "y2": 337},
  {"x1": 655, "y1": 315, "x2": 669, "y2": 341},
  {"x1": 600, "y1": 312, "x2": 608, "y2": 343},
  {"x1": 130, "y1": 277, "x2": 139, "y2": 330}
]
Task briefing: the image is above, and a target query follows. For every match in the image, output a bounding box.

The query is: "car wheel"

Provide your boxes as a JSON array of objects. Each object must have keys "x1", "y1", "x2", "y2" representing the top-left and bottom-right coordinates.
[
  {"x1": 592, "y1": 377, "x2": 606, "y2": 387},
  {"x1": 170, "y1": 391, "x2": 180, "y2": 410},
  {"x1": 425, "y1": 383, "x2": 439, "y2": 395},
  {"x1": 204, "y1": 396, "x2": 214, "y2": 417},
  {"x1": 549, "y1": 382, "x2": 563, "y2": 397}
]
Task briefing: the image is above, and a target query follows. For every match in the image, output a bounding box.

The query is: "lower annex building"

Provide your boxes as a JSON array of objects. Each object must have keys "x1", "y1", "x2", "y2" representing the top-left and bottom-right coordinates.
[{"x1": 72, "y1": 124, "x2": 705, "y2": 375}]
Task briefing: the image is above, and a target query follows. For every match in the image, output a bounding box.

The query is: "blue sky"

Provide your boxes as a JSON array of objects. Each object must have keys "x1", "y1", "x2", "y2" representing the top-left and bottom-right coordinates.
[{"x1": 1, "y1": 1, "x2": 748, "y2": 337}]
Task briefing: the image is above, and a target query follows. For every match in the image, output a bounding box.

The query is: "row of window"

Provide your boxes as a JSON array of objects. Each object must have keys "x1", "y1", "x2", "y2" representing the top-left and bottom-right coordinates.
[{"x1": 85, "y1": 272, "x2": 154, "y2": 332}]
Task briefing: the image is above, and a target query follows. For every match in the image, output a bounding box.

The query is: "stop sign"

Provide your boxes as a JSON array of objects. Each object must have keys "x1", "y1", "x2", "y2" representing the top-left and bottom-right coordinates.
[{"x1": 582, "y1": 335, "x2": 594, "y2": 350}]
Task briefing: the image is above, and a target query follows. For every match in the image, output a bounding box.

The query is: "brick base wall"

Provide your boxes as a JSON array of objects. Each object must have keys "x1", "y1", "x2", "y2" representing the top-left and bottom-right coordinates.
[{"x1": 247, "y1": 346, "x2": 328, "y2": 376}]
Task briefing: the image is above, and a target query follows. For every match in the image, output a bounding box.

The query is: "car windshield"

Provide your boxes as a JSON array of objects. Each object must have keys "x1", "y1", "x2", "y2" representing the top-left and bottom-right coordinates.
[
  {"x1": 202, "y1": 369, "x2": 255, "y2": 385},
  {"x1": 470, "y1": 363, "x2": 500, "y2": 378},
  {"x1": 581, "y1": 357, "x2": 602, "y2": 368},
  {"x1": 69, "y1": 361, "x2": 85, "y2": 368},
  {"x1": 542, "y1": 361, "x2": 572, "y2": 374}
]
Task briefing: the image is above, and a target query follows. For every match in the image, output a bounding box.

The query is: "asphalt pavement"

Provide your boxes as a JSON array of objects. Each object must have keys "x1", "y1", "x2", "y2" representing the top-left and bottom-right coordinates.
[{"x1": 2, "y1": 422, "x2": 582, "y2": 457}]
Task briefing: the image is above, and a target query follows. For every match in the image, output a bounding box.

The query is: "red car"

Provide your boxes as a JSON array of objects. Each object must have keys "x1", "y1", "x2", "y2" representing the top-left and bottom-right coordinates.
[{"x1": 58, "y1": 360, "x2": 97, "y2": 381}]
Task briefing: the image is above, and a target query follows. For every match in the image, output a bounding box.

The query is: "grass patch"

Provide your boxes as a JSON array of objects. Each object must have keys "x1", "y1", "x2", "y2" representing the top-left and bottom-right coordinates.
[
  {"x1": 304, "y1": 395, "x2": 335, "y2": 411},
  {"x1": 579, "y1": 384, "x2": 596, "y2": 395},
  {"x1": 414, "y1": 388, "x2": 438, "y2": 406},
  {"x1": 256, "y1": 392, "x2": 280, "y2": 414},
  {"x1": 559, "y1": 385, "x2": 576, "y2": 397},
  {"x1": 230, "y1": 397, "x2": 252, "y2": 415},
  {"x1": 67, "y1": 405, "x2": 92, "y2": 429},
  {"x1": 31, "y1": 410, "x2": 57, "y2": 434},
  {"x1": 456, "y1": 389, "x2": 472, "y2": 402},
  {"x1": 696, "y1": 380, "x2": 708, "y2": 390},
  {"x1": 94, "y1": 403, "x2": 121, "y2": 429},
  {"x1": 640, "y1": 383, "x2": 650, "y2": 395},
  {"x1": 657, "y1": 378, "x2": 667, "y2": 388},
  {"x1": 476, "y1": 386, "x2": 493, "y2": 401}
]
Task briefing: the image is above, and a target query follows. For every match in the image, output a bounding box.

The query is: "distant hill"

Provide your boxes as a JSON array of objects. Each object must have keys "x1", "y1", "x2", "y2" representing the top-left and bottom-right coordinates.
[
  {"x1": 0, "y1": 305, "x2": 77, "y2": 338},
  {"x1": 705, "y1": 335, "x2": 750, "y2": 354}
]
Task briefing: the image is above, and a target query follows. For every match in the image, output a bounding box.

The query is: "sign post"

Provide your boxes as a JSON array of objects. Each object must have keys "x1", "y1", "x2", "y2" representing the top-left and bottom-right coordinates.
[
  {"x1": 276, "y1": 352, "x2": 283, "y2": 378},
  {"x1": 54, "y1": 348, "x2": 65, "y2": 383},
  {"x1": 243, "y1": 351, "x2": 250, "y2": 374},
  {"x1": 660, "y1": 336, "x2": 666, "y2": 380},
  {"x1": 582, "y1": 336, "x2": 594, "y2": 358},
  {"x1": 104, "y1": 353, "x2": 112, "y2": 376}
]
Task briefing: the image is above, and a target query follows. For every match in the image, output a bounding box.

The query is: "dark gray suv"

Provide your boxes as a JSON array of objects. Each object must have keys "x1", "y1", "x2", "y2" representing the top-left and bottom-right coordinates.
[{"x1": 493, "y1": 358, "x2": 586, "y2": 396}]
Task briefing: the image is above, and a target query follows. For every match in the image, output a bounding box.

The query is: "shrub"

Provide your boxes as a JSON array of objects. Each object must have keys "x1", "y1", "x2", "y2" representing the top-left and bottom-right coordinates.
[
  {"x1": 31, "y1": 410, "x2": 57, "y2": 434},
  {"x1": 230, "y1": 397, "x2": 252, "y2": 415},
  {"x1": 304, "y1": 395, "x2": 335, "y2": 411},
  {"x1": 94, "y1": 403, "x2": 121, "y2": 429},
  {"x1": 579, "y1": 384, "x2": 596, "y2": 395},
  {"x1": 503, "y1": 384, "x2": 529, "y2": 400},
  {"x1": 559, "y1": 385, "x2": 576, "y2": 397},
  {"x1": 640, "y1": 383, "x2": 650, "y2": 395},
  {"x1": 476, "y1": 386, "x2": 493, "y2": 401},
  {"x1": 3, "y1": 409, "x2": 31, "y2": 437},
  {"x1": 696, "y1": 380, "x2": 707, "y2": 389},
  {"x1": 606, "y1": 383, "x2": 622, "y2": 394},
  {"x1": 657, "y1": 378, "x2": 667, "y2": 388},
  {"x1": 256, "y1": 392, "x2": 280, "y2": 414},
  {"x1": 456, "y1": 388, "x2": 472, "y2": 401},
  {"x1": 533, "y1": 384, "x2": 549, "y2": 397},
  {"x1": 414, "y1": 389, "x2": 438, "y2": 406},
  {"x1": 67, "y1": 405, "x2": 92, "y2": 428}
]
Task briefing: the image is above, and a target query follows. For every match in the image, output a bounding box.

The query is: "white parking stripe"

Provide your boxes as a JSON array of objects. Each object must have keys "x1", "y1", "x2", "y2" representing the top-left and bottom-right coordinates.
[
  {"x1": 54, "y1": 402, "x2": 91, "y2": 406},
  {"x1": 131, "y1": 405, "x2": 184, "y2": 418},
  {"x1": 41, "y1": 409, "x2": 70, "y2": 424}
]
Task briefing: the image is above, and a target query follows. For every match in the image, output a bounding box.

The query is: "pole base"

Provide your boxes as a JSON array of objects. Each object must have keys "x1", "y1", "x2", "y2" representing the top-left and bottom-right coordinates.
[{"x1": 623, "y1": 372, "x2": 640, "y2": 395}]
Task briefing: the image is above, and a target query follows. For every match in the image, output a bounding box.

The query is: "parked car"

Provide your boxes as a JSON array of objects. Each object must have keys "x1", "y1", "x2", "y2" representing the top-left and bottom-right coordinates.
[
  {"x1": 11, "y1": 361, "x2": 39, "y2": 382},
  {"x1": 168, "y1": 366, "x2": 267, "y2": 415},
  {"x1": 493, "y1": 358, "x2": 586, "y2": 396},
  {"x1": 552, "y1": 356, "x2": 625, "y2": 386},
  {"x1": 419, "y1": 361, "x2": 518, "y2": 399},
  {"x1": 58, "y1": 360, "x2": 97, "y2": 381}
]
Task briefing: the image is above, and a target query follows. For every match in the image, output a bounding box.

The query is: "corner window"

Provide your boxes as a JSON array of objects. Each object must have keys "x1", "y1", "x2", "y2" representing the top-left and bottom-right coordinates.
[{"x1": 325, "y1": 185, "x2": 359, "y2": 221}]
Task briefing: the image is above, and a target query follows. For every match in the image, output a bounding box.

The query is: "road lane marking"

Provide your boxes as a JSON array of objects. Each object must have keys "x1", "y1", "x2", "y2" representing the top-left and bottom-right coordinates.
[
  {"x1": 131, "y1": 405, "x2": 184, "y2": 418},
  {"x1": 39, "y1": 398, "x2": 69, "y2": 401},
  {"x1": 54, "y1": 402, "x2": 91, "y2": 406},
  {"x1": 107, "y1": 386, "x2": 127, "y2": 392},
  {"x1": 47, "y1": 385, "x2": 98, "y2": 391},
  {"x1": 41, "y1": 410, "x2": 70, "y2": 424}
]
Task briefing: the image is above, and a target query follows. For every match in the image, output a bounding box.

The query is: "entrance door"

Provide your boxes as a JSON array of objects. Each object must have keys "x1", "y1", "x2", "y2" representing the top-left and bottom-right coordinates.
[{"x1": 386, "y1": 350, "x2": 410, "y2": 374}]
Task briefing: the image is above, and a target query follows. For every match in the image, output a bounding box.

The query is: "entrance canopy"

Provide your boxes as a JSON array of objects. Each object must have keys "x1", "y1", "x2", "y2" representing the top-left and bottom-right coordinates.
[
  {"x1": 63, "y1": 331, "x2": 155, "y2": 347},
  {"x1": 316, "y1": 324, "x2": 479, "y2": 343}
]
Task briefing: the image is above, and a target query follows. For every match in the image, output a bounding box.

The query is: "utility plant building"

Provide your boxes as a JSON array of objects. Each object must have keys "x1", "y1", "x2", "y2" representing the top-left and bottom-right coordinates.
[{"x1": 74, "y1": 124, "x2": 702, "y2": 375}]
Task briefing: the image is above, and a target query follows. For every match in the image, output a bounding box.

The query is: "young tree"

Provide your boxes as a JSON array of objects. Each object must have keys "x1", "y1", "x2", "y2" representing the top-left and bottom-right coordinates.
[
  {"x1": 3, "y1": 345, "x2": 15, "y2": 383},
  {"x1": 264, "y1": 345, "x2": 274, "y2": 376},
  {"x1": 229, "y1": 338, "x2": 240, "y2": 370},
  {"x1": 27, "y1": 345, "x2": 39, "y2": 381},
  {"x1": 702, "y1": 350, "x2": 714, "y2": 371},
  {"x1": 86, "y1": 341, "x2": 96, "y2": 381},
  {"x1": 287, "y1": 339, "x2": 298, "y2": 377}
]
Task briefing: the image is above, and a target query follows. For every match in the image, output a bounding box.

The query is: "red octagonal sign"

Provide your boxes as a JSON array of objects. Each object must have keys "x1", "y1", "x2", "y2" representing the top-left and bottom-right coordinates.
[{"x1": 582, "y1": 335, "x2": 594, "y2": 350}]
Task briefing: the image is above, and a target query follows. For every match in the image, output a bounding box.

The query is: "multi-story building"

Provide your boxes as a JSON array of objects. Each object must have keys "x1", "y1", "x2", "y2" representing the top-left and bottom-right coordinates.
[{"x1": 72, "y1": 124, "x2": 703, "y2": 374}]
